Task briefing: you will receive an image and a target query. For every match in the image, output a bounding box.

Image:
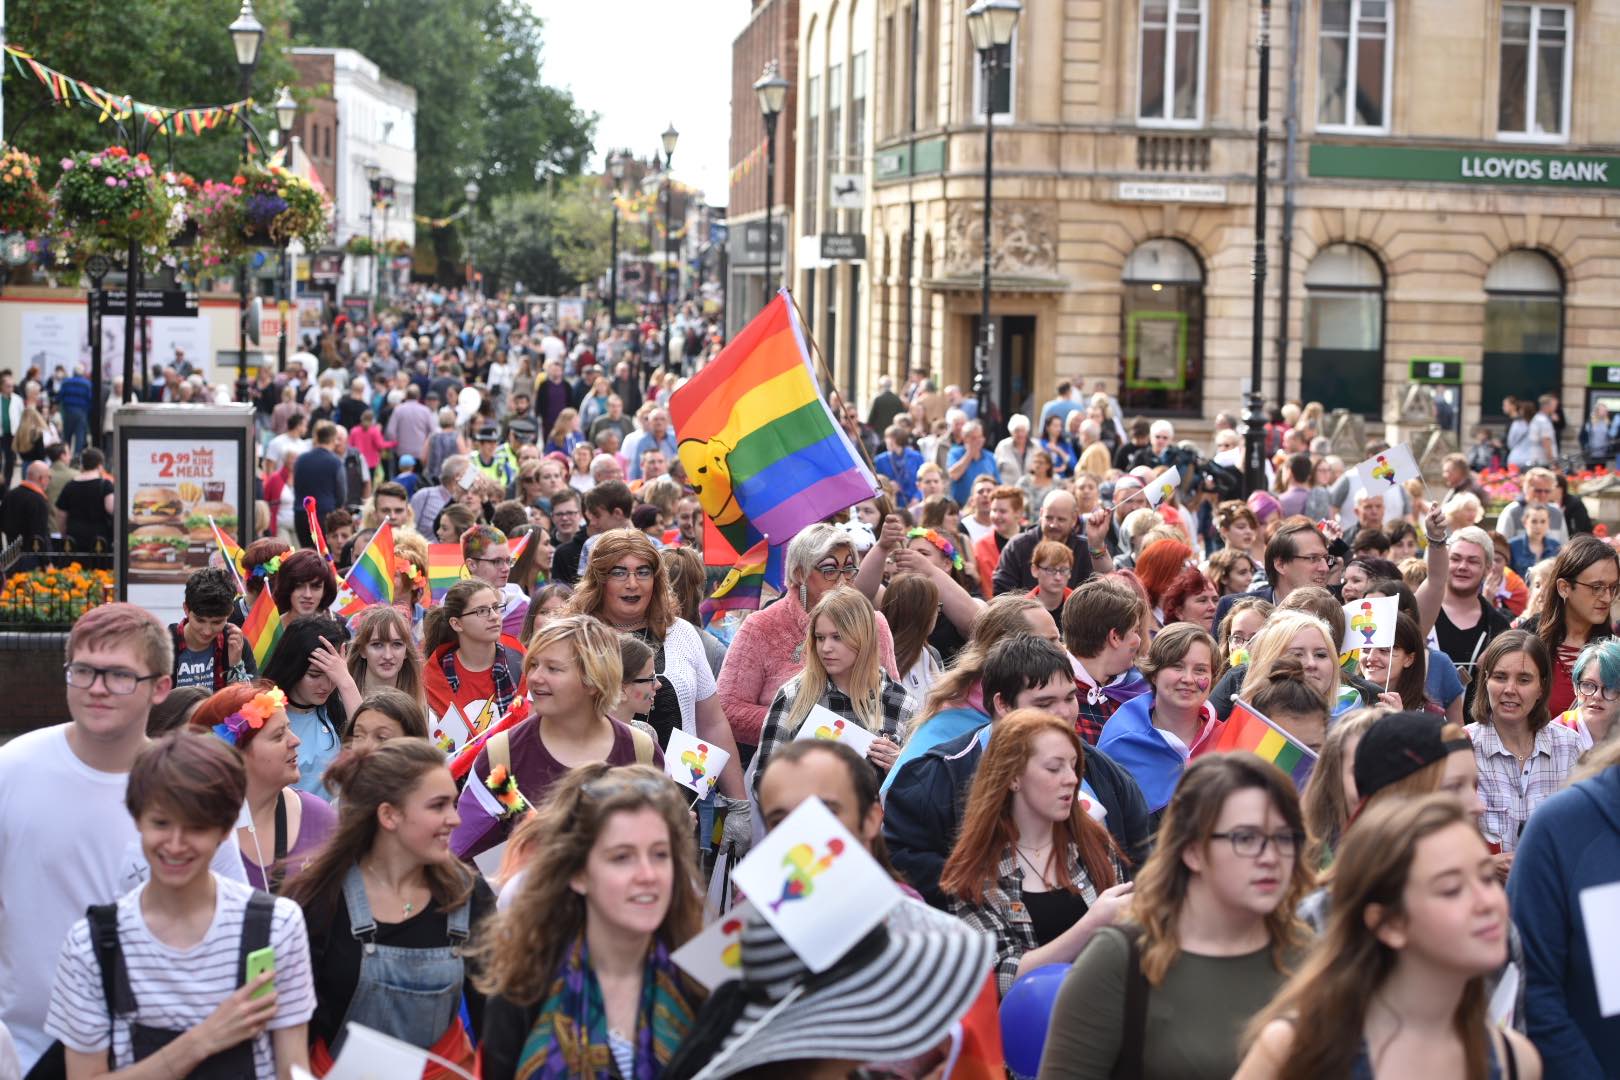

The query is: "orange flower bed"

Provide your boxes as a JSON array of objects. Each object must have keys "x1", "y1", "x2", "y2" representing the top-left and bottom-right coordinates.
[{"x1": 0, "y1": 563, "x2": 115, "y2": 625}]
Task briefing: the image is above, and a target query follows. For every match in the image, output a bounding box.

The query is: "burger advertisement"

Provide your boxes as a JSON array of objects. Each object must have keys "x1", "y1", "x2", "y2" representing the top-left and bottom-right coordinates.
[{"x1": 122, "y1": 438, "x2": 241, "y2": 586}]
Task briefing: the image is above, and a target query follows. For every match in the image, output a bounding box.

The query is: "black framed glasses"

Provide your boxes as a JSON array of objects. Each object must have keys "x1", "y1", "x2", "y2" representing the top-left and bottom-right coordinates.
[
  {"x1": 64, "y1": 663, "x2": 162, "y2": 696},
  {"x1": 1575, "y1": 679, "x2": 1620, "y2": 701},
  {"x1": 1209, "y1": 828, "x2": 1303, "y2": 859},
  {"x1": 626, "y1": 675, "x2": 660, "y2": 685},
  {"x1": 460, "y1": 601, "x2": 508, "y2": 620}
]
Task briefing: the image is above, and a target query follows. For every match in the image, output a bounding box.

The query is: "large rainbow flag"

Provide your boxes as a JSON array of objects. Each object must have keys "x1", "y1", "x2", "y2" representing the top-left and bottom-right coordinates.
[
  {"x1": 669, "y1": 291, "x2": 877, "y2": 572},
  {"x1": 242, "y1": 586, "x2": 283, "y2": 670},
  {"x1": 1208, "y1": 697, "x2": 1317, "y2": 789},
  {"x1": 699, "y1": 538, "x2": 769, "y2": 626},
  {"x1": 335, "y1": 522, "x2": 396, "y2": 617}
]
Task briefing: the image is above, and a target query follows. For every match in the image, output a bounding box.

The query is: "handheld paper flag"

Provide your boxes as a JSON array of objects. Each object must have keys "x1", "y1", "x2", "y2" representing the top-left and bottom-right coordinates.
[
  {"x1": 302, "y1": 495, "x2": 332, "y2": 563},
  {"x1": 665, "y1": 727, "x2": 730, "y2": 799},
  {"x1": 791, "y1": 702, "x2": 878, "y2": 758},
  {"x1": 671, "y1": 900, "x2": 759, "y2": 991},
  {"x1": 1353, "y1": 443, "x2": 1421, "y2": 496},
  {"x1": 1340, "y1": 594, "x2": 1400, "y2": 652},
  {"x1": 669, "y1": 292, "x2": 877, "y2": 575},
  {"x1": 729, "y1": 796, "x2": 902, "y2": 972},
  {"x1": 1210, "y1": 697, "x2": 1317, "y2": 790},
  {"x1": 1142, "y1": 466, "x2": 1182, "y2": 509}
]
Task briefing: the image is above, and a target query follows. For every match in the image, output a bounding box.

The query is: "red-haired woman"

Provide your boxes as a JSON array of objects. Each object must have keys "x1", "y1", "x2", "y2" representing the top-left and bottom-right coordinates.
[
  {"x1": 1135, "y1": 538, "x2": 1194, "y2": 627},
  {"x1": 1160, "y1": 567, "x2": 1219, "y2": 633},
  {"x1": 940, "y1": 709, "x2": 1133, "y2": 995}
]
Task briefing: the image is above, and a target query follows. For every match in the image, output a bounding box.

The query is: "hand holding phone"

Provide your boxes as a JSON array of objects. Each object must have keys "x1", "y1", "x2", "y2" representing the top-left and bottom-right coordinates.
[{"x1": 244, "y1": 945, "x2": 276, "y2": 1000}]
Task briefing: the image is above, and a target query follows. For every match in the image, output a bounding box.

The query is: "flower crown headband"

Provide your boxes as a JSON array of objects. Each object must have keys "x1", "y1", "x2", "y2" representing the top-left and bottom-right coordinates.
[
  {"x1": 249, "y1": 554, "x2": 283, "y2": 581},
  {"x1": 906, "y1": 527, "x2": 962, "y2": 571},
  {"x1": 212, "y1": 687, "x2": 287, "y2": 747}
]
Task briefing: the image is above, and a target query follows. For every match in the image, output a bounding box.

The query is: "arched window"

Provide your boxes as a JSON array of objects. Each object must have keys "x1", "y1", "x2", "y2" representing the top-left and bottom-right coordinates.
[
  {"x1": 1483, "y1": 249, "x2": 1562, "y2": 416},
  {"x1": 1302, "y1": 243, "x2": 1384, "y2": 417},
  {"x1": 1120, "y1": 238, "x2": 1205, "y2": 414}
]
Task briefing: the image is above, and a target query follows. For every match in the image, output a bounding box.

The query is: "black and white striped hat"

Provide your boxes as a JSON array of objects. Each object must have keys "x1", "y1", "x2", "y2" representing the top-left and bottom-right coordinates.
[{"x1": 671, "y1": 913, "x2": 995, "y2": 1080}]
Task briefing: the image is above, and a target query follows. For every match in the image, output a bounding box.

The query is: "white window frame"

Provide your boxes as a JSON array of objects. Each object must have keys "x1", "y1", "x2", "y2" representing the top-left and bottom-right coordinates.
[
  {"x1": 1316, "y1": 0, "x2": 1394, "y2": 134},
  {"x1": 1497, "y1": 2, "x2": 1574, "y2": 144},
  {"x1": 1137, "y1": 0, "x2": 1207, "y2": 128},
  {"x1": 971, "y1": 28, "x2": 1017, "y2": 124}
]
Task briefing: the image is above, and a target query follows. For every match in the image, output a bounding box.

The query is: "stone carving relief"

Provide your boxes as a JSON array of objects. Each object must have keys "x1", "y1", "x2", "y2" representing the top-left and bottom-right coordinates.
[{"x1": 944, "y1": 201, "x2": 1057, "y2": 278}]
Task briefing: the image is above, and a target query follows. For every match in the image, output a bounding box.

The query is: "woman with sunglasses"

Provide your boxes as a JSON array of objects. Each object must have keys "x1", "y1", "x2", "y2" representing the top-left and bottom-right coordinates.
[
  {"x1": 1516, "y1": 535, "x2": 1618, "y2": 718},
  {"x1": 473, "y1": 764, "x2": 703, "y2": 1079},
  {"x1": 569, "y1": 530, "x2": 745, "y2": 794},
  {"x1": 421, "y1": 579, "x2": 526, "y2": 756},
  {"x1": 716, "y1": 522, "x2": 899, "y2": 751},
  {"x1": 1556, "y1": 637, "x2": 1620, "y2": 748}
]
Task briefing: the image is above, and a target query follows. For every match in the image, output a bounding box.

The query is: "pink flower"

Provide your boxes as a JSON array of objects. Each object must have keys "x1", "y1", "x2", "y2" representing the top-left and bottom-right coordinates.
[
  {"x1": 88, "y1": 156, "x2": 102, "y2": 168},
  {"x1": 104, "y1": 176, "x2": 118, "y2": 187},
  {"x1": 59, "y1": 158, "x2": 74, "y2": 171}
]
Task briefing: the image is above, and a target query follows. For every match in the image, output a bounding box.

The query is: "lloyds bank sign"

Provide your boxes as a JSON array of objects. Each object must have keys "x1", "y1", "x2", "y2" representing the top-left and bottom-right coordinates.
[{"x1": 1309, "y1": 144, "x2": 1620, "y2": 190}]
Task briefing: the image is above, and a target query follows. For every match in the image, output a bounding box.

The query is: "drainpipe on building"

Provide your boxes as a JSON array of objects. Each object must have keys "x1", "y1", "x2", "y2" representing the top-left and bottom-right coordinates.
[{"x1": 1275, "y1": 0, "x2": 1302, "y2": 412}]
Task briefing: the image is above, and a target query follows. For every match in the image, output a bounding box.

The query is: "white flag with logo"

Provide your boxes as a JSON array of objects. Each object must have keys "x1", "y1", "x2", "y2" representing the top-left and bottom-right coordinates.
[
  {"x1": 1341, "y1": 594, "x2": 1400, "y2": 652},
  {"x1": 1352, "y1": 443, "x2": 1420, "y2": 496},
  {"x1": 1142, "y1": 466, "x2": 1181, "y2": 509}
]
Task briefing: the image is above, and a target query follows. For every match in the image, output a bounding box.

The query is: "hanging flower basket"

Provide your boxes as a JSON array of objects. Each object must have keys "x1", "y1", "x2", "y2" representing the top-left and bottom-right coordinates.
[
  {"x1": 238, "y1": 163, "x2": 328, "y2": 248},
  {"x1": 0, "y1": 148, "x2": 51, "y2": 236},
  {"x1": 50, "y1": 146, "x2": 174, "y2": 257},
  {"x1": 345, "y1": 234, "x2": 377, "y2": 256}
]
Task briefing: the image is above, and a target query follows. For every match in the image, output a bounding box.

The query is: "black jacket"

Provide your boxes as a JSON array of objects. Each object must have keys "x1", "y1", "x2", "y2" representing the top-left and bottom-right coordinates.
[
  {"x1": 882, "y1": 726, "x2": 1153, "y2": 909},
  {"x1": 992, "y1": 524, "x2": 1095, "y2": 596}
]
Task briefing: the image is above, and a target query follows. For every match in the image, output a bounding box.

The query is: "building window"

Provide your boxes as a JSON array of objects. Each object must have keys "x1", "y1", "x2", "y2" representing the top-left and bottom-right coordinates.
[
  {"x1": 972, "y1": 38, "x2": 1014, "y2": 121},
  {"x1": 1119, "y1": 238, "x2": 1205, "y2": 415},
  {"x1": 1139, "y1": 0, "x2": 1205, "y2": 126},
  {"x1": 850, "y1": 51, "x2": 867, "y2": 164},
  {"x1": 1498, "y1": 4, "x2": 1572, "y2": 141},
  {"x1": 826, "y1": 62, "x2": 843, "y2": 225},
  {"x1": 1302, "y1": 244, "x2": 1385, "y2": 418},
  {"x1": 1317, "y1": 0, "x2": 1391, "y2": 131},
  {"x1": 1484, "y1": 249, "x2": 1563, "y2": 416},
  {"x1": 804, "y1": 73, "x2": 820, "y2": 234}
]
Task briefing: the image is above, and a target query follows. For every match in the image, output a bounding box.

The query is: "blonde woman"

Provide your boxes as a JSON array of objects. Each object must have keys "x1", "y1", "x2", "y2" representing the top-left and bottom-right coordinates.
[
  {"x1": 749, "y1": 588, "x2": 918, "y2": 792},
  {"x1": 1232, "y1": 611, "x2": 1377, "y2": 727}
]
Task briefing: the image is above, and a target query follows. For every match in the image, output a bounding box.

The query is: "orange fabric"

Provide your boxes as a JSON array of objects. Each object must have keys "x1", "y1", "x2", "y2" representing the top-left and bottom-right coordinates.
[
  {"x1": 1501, "y1": 567, "x2": 1529, "y2": 617},
  {"x1": 948, "y1": 971, "x2": 1006, "y2": 1079},
  {"x1": 973, "y1": 532, "x2": 1002, "y2": 599},
  {"x1": 309, "y1": 1017, "x2": 473, "y2": 1079}
]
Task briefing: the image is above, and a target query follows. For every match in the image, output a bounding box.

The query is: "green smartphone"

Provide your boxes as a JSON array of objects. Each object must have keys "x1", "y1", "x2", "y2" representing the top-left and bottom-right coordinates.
[{"x1": 244, "y1": 946, "x2": 276, "y2": 999}]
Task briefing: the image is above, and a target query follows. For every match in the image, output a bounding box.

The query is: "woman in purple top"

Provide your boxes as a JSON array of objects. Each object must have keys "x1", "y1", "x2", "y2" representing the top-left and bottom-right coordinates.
[{"x1": 192, "y1": 680, "x2": 338, "y2": 891}]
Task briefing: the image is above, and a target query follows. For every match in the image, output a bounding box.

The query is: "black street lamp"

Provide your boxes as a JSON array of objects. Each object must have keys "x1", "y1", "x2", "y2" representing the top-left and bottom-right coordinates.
[
  {"x1": 1244, "y1": 0, "x2": 1274, "y2": 495},
  {"x1": 753, "y1": 62, "x2": 788, "y2": 305},
  {"x1": 660, "y1": 123, "x2": 678, "y2": 372},
  {"x1": 230, "y1": 0, "x2": 264, "y2": 401},
  {"x1": 364, "y1": 160, "x2": 381, "y2": 315},
  {"x1": 608, "y1": 150, "x2": 626, "y2": 327},
  {"x1": 965, "y1": 0, "x2": 1020, "y2": 429},
  {"x1": 274, "y1": 85, "x2": 296, "y2": 374},
  {"x1": 464, "y1": 177, "x2": 480, "y2": 297}
]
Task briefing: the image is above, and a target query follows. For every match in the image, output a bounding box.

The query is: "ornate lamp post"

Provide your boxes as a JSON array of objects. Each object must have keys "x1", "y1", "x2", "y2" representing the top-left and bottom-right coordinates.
[
  {"x1": 753, "y1": 62, "x2": 789, "y2": 303},
  {"x1": 608, "y1": 151, "x2": 626, "y2": 326},
  {"x1": 660, "y1": 124, "x2": 679, "y2": 370},
  {"x1": 965, "y1": 0, "x2": 1021, "y2": 427},
  {"x1": 464, "y1": 177, "x2": 480, "y2": 297},
  {"x1": 274, "y1": 85, "x2": 296, "y2": 373},
  {"x1": 229, "y1": 0, "x2": 264, "y2": 401}
]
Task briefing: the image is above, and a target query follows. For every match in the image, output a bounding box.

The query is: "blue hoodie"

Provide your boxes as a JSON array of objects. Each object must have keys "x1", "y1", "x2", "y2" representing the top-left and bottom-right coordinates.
[
  {"x1": 1509, "y1": 766, "x2": 1620, "y2": 1078},
  {"x1": 1094, "y1": 691, "x2": 1216, "y2": 813},
  {"x1": 880, "y1": 705, "x2": 989, "y2": 796}
]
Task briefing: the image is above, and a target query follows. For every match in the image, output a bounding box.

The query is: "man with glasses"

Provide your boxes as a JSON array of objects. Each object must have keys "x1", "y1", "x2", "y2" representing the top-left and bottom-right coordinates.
[
  {"x1": 548, "y1": 487, "x2": 583, "y2": 548},
  {"x1": 1494, "y1": 466, "x2": 1570, "y2": 545},
  {"x1": 1214, "y1": 518, "x2": 1344, "y2": 629},
  {"x1": 0, "y1": 604, "x2": 247, "y2": 1073},
  {"x1": 992, "y1": 489, "x2": 1095, "y2": 595}
]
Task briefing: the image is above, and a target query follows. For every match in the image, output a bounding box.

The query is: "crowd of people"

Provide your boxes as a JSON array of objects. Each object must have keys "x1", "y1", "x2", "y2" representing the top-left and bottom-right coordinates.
[{"x1": 0, "y1": 286, "x2": 1615, "y2": 1079}]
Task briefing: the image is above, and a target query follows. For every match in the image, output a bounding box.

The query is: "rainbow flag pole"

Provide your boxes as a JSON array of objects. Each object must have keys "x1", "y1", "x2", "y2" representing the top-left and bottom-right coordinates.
[
  {"x1": 207, "y1": 515, "x2": 247, "y2": 596},
  {"x1": 242, "y1": 586, "x2": 284, "y2": 670},
  {"x1": 1211, "y1": 697, "x2": 1318, "y2": 790},
  {"x1": 303, "y1": 496, "x2": 332, "y2": 563}
]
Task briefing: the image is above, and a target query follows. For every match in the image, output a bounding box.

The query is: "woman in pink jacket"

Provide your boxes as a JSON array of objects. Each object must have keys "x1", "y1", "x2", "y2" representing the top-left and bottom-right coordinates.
[
  {"x1": 716, "y1": 523, "x2": 899, "y2": 747},
  {"x1": 348, "y1": 409, "x2": 396, "y2": 477}
]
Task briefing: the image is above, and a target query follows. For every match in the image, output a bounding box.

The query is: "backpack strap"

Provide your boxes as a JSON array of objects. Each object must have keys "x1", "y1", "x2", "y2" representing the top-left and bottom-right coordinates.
[
  {"x1": 87, "y1": 903, "x2": 136, "y2": 1019},
  {"x1": 487, "y1": 730, "x2": 512, "y2": 775},
  {"x1": 236, "y1": 891, "x2": 277, "y2": 986},
  {"x1": 1115, "y1": 924, "x2": 1149, "y2": 1080},
  {"x1": 629, "y1": 724, "x2": 654, "y2": 765}
]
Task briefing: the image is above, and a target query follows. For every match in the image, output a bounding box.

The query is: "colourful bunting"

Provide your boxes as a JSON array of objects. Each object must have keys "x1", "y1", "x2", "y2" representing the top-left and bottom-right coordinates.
[{"x1": 3, "y1": 43, "x2": 254, "y2": 138}]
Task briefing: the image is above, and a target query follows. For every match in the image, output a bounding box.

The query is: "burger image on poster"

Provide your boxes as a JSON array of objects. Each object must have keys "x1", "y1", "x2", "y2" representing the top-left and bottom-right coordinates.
[
  {"x1": 131, "y1": 486, "x2": 184, "y2": 526},
  {"x1": 127, "y1": 524, "x2": 189, "y2": 572},
  {"x1": 184, "y1": 500, "x2": 238, "y2": 542}
]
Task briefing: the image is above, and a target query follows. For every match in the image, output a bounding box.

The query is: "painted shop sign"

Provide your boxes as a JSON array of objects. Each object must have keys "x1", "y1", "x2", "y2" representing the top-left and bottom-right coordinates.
[{"x1": 1310, "y1": 144, "x2": 1620, "y2": 190}]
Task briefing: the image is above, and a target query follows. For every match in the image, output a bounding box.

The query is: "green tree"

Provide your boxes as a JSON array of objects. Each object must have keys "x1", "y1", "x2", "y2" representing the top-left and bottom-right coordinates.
[
  {"x1": 468, "y1": 178, "x2": 621, "y2": 296},
  {"x1": 7, "y1": 0, "x2": 300, "y2": 184}
]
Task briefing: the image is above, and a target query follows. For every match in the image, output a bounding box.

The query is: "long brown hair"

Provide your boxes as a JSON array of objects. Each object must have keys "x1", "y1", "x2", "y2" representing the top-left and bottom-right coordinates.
[
  {"x1": 420, "y1": 578, "x2": 502, "y2": 657},
  {"x1": 1247, "y1": 795, "x2": 1495, "y2": 1080},
  {"x1": 469, "y1": 763, "x2": 702, "y2": 1004},
  {"x1": 880, "y1": 572, "x2": 939, "y2": 676},
  {"x1": 346, "y1": 604, "x2": 426, "y2": 709},
  {"x1": 1470, "y1": 629, "x2": 1553, "y2": 733},
  {"x1": 1537, "y1": 534, "x2": 1619, "y2": 654},
  {"x1": 282, "y1": 740, "x2": 473, "y2": 912},
  {"x1": 939, "y1": 710, "x2": 1119, "y2": 905},
  {"x1": 916, "y1": 594, "x2": 1042, "y2": 724},
  {"x1": 1128, "y1": 753, "x2": 1311, "y2": 986},
  {"x1": 1300, "y1": 708, "x2": 1384, "y2": 872},
  {"x1": 568, "y1": 529, "x2": 678, "y2": 638}
]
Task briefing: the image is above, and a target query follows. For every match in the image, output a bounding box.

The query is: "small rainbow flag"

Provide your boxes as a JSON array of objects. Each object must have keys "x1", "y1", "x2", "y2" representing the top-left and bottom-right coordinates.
[
  {"x1": 207, "y1": 515, "x2": 247, "y2": 596},
  {"x1": 242, "y1": 586, "x2": 284, "y2": 670},
  {"x1": 426, "y1": 543, "x2": 467, "y2": 603},
  {"x1": 699, "y1": 538, "x2": 770, "y2": 626},
  {"x1": 1210, "y1": 697, "x2": 1317, "y2": 789},
  {"x1": 303, "y1": 496, "x2": 332, "y2": 563},
  {"x1": 335, "y1": 522, "x2": 396, "y2": 617},
  {"x1": 506, "y1": 531, "x2": 531, "y2": 565}
]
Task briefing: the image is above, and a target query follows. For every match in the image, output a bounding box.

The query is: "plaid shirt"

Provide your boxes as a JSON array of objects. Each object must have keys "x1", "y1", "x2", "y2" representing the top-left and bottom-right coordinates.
[
  {"x1": 952, "y1": 845, "x2": 1117, "y2": 995},
  {"x1": 748, "y1": 673, "x2": 918, "y2": 795},
  {"x1": 1467, "y1": 720, "x2": 1583, "y2": 853}
]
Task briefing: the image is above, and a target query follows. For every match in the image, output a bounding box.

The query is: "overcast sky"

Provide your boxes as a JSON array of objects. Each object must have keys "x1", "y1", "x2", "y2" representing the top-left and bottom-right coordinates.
[{"x1": 532, "y1": 1, "x2": 753, "y2": 206}]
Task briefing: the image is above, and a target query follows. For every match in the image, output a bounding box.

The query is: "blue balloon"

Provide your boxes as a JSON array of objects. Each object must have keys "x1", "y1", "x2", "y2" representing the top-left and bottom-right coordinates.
[
  {"x1": 251, "y1": 251, "x2": 267, "y2": 269},
  {"x1": 999, "y1": 963, "x2": 1071, "y2": 1078}
]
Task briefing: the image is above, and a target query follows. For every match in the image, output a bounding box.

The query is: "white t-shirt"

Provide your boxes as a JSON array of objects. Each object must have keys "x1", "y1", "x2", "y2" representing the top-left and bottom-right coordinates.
[
  {"x1": 0, "y1": 725, "x2": 248, "y2": 1070},
  {"x1": 44, "y1": 875, "x2": 314, "y2": 1078},
  {"x1": 961, "y1": 516, "x2": 994, "y2": 546}
]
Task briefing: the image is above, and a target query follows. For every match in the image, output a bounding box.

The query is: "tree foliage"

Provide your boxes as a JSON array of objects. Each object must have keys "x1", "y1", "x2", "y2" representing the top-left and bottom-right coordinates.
[
  {"x1": 6, "y1": 0, "x2": 301, "y2": 185},
  {"x1": 469, "y1": 177, "x2": 635, "y2": 296}
]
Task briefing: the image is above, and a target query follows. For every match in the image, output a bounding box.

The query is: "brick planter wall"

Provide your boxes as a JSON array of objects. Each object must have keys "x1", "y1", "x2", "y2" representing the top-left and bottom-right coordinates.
[{"x1": 0, "y1": 631, "x2": 69, "y2": 736}]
